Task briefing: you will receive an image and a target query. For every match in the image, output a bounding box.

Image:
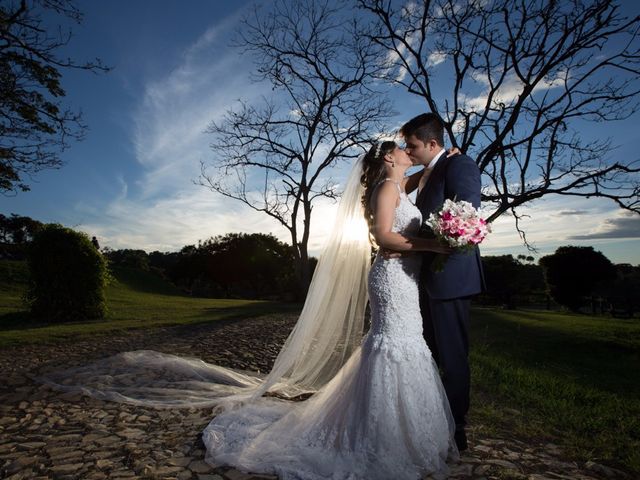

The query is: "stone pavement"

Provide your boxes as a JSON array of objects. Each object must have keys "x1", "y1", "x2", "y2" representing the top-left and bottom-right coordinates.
[{"x1": 0, "y1": 314, "x2": 631, "y2": 480}]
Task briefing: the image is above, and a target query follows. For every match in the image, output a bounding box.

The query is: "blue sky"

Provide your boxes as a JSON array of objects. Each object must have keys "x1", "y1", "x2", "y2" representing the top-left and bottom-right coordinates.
[{"x1": 1, "y1": 0, "x2": 639, "y2": 264}]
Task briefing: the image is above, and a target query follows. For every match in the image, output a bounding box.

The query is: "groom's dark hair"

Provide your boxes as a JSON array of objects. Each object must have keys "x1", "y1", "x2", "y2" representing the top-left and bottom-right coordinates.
[{"x1": 400, "y1": 113, "x2": 445, "y2": 146}]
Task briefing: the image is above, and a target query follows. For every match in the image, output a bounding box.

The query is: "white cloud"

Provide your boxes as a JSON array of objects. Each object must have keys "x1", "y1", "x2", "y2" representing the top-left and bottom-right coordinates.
[
  {"x1": 479, "y1": 195, "x2": 627, "y2": 253},
  {"x1": 130, "y1": 19, "x2": 269, "y2": 199},
  {"x1": 462, "y1": 69, "x2": 567, "y2": 112},
  {"x1": 569, "y1": 210, "x2": 640, "y2": 240},
  {"x1": 115, "y1": 174, "x2": 128, "y2": 202},
  {"x1": 427, "y1": 51, "x2": 446, "y2": 67},
  {"x1": 75, "y1": 13, "x2": 288, "y2": 252},
  {"x1": 382, "y1": 42, "x2": 412, "y2": 82},
  {"x1": 78, "y1": 187, "x2": 288, "y2": 252}
]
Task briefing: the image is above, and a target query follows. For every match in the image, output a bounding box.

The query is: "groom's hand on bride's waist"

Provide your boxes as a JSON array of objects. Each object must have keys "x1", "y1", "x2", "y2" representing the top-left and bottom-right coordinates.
[{"x1": 380, "y1": 248, "x2": 410, "y2": 259}]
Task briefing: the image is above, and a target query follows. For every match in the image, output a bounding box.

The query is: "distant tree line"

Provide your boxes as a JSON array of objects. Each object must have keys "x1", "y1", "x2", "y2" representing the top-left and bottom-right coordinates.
[
  {"x1": 1, "y1": 213, "x2": 637, "y2": 315},
  {"x1": 0, "y1": 214, "x2": 310, "y2": 302},
  {"x1": 101, "y1": 233, "x2": 310, "y2": 302},
  {"x1": 479, "y1": 248, "x2": 639, "y2": 318},
  {"x1": 478, "y1": 254, "x2": 546, "y2": 310}
]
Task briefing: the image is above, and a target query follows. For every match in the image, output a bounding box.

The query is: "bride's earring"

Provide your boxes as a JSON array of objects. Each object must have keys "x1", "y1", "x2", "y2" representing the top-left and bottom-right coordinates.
[{"x1": 392, "y1": 162, "x2": 395, "y2": 168}]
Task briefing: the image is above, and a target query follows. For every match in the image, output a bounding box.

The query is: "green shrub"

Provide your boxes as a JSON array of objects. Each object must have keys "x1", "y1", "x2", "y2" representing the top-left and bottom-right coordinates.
[{"x1": 25, "y1": 224, "x2": 108, "y2": 321}]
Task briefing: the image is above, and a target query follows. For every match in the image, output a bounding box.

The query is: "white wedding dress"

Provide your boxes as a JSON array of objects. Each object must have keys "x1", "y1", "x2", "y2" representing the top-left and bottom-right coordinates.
[{"x1": 202, "y1": 182, "x2": 458, "y2": 480}]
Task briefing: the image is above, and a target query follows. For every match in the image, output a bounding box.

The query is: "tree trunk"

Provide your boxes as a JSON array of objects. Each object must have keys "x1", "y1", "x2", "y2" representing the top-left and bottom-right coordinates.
[{"x1": 294, "y1": 242, "x2": 311, "y2": 301}]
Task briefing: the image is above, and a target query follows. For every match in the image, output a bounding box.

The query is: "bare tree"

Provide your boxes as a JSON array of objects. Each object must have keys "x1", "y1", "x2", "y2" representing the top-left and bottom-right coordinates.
[
  {"x1": 360, "y1": 0, "x2": 640, "y2": 246},
  {"x1": 198, "y1": 0, "x2": 390, "y2": 295},
  {"x1": 0, "y1": 0, "x2": 109, "y2": 194}
]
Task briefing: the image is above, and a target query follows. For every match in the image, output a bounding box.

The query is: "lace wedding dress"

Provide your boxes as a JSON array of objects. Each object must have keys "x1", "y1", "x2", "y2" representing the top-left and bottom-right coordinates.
[{"x1": 201, "y1": 181, "x2": 458, "y2": 480}]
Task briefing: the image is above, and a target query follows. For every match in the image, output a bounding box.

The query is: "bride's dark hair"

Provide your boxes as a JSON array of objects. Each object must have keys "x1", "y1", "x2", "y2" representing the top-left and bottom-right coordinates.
[{"x1": 360, "y1": 141, "x2": 397, "y2": 236}]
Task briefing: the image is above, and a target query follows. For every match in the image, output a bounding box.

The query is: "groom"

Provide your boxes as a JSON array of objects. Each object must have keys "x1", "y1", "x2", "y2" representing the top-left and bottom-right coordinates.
[{"x1": 401, "y1": 113, "x2": 485, "y2": 451}]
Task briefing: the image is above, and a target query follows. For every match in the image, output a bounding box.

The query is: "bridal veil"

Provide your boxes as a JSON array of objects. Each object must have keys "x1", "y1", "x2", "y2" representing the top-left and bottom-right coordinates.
[{"x1": 31, "y1": 157, "x2": 371, "y2": 411}]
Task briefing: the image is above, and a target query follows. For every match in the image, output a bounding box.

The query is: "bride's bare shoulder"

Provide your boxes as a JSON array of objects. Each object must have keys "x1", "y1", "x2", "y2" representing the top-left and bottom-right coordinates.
[{"x1": 370, "y1": 180, "x2": 401, "y2": 211}]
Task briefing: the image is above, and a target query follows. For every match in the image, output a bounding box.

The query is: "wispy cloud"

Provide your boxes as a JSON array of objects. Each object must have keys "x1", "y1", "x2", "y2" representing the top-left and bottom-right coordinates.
[
  {"x1": 553, "y1": 209, "x2": 590, "y2": 216},
  {"x1": 78, "y1": 188, "x2": 284, "y2": 252},
  {"x1": 462, "y1": 69, "x2": 567, "y2": 111},
  {"x1": 76, "y1": 13, "x2": 284, "y2": 252},
  {"x1": 131, "y1": 15, "x2": 269, "y2": 199},
  {"x1": 479, "y1": 195, "x2": 618, "y2": 251},
  {"x1": 569, "y1": 210, "x2": 640, "y2": 240},
  {"x1": 427, "y1": 51, "x2": 446, "y2": 67}
]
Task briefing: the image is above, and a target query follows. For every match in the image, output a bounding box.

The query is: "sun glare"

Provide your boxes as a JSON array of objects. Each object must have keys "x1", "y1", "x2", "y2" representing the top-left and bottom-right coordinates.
[{"x1": 342, "y1": 216, "x2": 370, "y2": 243}]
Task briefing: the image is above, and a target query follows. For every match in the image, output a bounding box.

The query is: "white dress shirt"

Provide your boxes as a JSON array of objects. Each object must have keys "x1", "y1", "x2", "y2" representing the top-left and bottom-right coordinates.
[
  {"x1": 427, "y1": 148, "x2": 446, "y2": 170},
  {"x1": 418, "y1": 148, "x2": 446, "y2": 196}
]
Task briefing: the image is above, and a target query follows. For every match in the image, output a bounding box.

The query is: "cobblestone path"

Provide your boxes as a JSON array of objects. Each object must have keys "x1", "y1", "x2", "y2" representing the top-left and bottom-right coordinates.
[{"x1": 0, "y1": 315, "x2": 630, "y2": 480}]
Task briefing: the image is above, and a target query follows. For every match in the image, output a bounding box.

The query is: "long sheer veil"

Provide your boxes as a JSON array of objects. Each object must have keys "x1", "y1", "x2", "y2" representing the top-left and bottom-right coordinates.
[{"x1": 31, "y1": 157, "x2": 371, "y2": 411}]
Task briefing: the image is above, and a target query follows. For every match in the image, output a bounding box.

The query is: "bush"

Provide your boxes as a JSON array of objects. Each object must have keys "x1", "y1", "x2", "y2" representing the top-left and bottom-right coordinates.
[{"x1": 25, "y1": 223, "x2": 108, "y2": 321}]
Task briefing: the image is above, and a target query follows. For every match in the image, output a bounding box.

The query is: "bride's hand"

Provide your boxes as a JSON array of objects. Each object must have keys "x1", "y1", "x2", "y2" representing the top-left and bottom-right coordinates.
[{"x1": 446, "y1": 146, "x2": 462, "y2": 157}]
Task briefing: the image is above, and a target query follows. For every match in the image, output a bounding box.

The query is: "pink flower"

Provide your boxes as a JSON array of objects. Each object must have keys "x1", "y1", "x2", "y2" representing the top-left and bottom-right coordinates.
[{"x1": 426, "y1": 200, "x2": 490, "y2": 251}]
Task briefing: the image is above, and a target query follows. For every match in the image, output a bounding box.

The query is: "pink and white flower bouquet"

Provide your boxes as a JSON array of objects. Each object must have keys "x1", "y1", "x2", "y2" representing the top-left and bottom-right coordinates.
[{"x1": 424, "y1": 198, "x2": 491, "y2": 272}]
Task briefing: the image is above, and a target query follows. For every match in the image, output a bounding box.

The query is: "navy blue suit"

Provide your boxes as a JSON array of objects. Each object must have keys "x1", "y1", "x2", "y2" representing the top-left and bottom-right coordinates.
[{"x1": 415, "y1": 152, "x2": 485, "y2": 434}]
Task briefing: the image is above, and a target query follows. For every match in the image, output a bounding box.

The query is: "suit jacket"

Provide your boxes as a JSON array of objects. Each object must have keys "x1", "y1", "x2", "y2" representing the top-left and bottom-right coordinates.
[{"x1": 416, "y1": 153, "x2": 486, "y2": 300}]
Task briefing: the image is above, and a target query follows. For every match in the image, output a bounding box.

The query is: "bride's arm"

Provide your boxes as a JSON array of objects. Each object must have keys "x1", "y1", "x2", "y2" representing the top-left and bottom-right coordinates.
[{"x1": 371, "y1": 183, "x2": 452, "y2": 254}]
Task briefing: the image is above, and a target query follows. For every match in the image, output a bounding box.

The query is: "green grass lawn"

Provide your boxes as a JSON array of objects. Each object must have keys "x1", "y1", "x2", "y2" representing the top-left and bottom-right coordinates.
[
  {"x1": 0, "y1": 259, "x2": 298, "y2": 346},
  {"x1": 2, "y1": 259, "x2": 638, "y2": 473},
  {"x1": 469, "y1": 308, "x2": 640, "y2": 474}
]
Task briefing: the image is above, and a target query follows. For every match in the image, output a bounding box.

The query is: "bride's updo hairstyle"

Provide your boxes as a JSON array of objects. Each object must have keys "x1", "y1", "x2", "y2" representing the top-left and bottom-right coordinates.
[{"x1": 360, "y1": 140, "x2": 397, "y2": 236}]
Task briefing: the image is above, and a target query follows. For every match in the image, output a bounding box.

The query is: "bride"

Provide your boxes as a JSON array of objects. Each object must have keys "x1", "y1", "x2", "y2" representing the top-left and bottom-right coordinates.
[{"x1": 33, "y1": 141, "x2": 460, "y2": 479}]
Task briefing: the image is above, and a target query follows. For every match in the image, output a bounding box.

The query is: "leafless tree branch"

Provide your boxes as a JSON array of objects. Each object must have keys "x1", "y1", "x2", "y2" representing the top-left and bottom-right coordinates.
[
  {"x1": 360, "y1": 0, "x2": 640, "y2": 248},
  {"x1": 197, "y1": 0, "x2": 391, "y2": 292}
]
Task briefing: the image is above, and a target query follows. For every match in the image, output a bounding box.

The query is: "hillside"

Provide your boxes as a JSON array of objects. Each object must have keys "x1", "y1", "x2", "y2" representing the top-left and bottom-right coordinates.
[{"x1": 0, "y1": 259, "x2": 297, "y2": 346}]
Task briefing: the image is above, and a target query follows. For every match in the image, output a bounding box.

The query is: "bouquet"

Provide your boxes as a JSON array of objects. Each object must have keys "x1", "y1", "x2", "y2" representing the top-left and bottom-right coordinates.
[{"x1": 424, "y1": 198, "x2": 491, "y2": 272}]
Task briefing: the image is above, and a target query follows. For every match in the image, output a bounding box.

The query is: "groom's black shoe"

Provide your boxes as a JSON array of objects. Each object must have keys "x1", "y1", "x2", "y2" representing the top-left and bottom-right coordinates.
[{"x1": 454, "y1": 429, "x2": 468, "y2": 451}]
